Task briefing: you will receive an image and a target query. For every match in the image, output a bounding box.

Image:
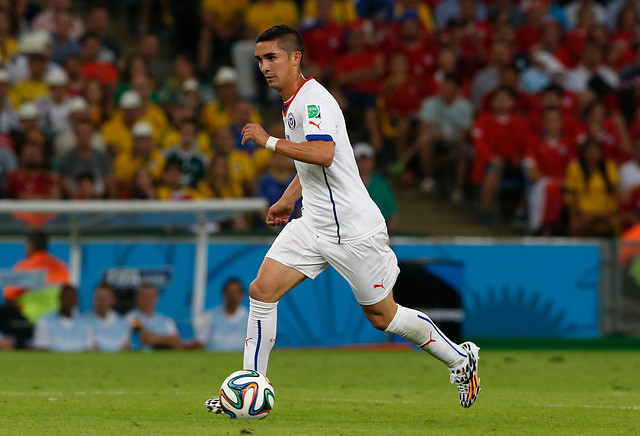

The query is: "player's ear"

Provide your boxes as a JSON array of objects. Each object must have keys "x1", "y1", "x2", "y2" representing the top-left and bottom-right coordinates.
[{"x1": 292, "y1": 51, "x2": 302, "y2": 66}]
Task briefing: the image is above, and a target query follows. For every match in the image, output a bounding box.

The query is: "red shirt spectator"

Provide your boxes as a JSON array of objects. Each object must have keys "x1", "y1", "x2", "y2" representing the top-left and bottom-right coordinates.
[
  {"x1": 80, "y1": 33, "x2": 119, "y2": 85},
  {"x1": 333, "y1": 21, "x2": 384, "y2": 94}
]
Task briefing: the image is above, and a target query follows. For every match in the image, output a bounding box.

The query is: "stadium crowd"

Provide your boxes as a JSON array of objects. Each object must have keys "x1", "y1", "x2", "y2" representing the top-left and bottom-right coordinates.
[{"x1": 1, "y1": 0, "x2": 640, "y2": 238}]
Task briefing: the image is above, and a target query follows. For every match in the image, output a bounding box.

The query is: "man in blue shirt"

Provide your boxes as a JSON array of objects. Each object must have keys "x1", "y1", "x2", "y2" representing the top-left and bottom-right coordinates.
[
  {"x1": 84, "y1": 283, "x2": 130, "y2": 352},
  {"x1": 33, "y1": 285, "x2": 92, "y2": 352},
  {"x1": 125, "y1": 283, "x2": 181, "y2": 350},
  {"x1": 196, "y1": 278, "x2": 249, "y2": 351}
]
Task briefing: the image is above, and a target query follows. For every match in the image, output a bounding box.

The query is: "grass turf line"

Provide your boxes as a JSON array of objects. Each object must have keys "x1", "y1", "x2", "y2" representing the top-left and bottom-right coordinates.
[{"x1": 0, "y1": 349, "x2": 638, "y2": 435}]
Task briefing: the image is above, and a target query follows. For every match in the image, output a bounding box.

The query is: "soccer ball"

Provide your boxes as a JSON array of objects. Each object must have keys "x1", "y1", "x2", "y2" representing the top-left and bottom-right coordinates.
[{"x1": 219, "y1": 370, "x2": 275, "y2": 419}]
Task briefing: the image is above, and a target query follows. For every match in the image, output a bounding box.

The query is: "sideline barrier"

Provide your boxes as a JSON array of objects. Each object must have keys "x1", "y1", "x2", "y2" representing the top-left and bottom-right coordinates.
[{"x1": 0, "y1": 237, "x2": 603, "y2": 345}]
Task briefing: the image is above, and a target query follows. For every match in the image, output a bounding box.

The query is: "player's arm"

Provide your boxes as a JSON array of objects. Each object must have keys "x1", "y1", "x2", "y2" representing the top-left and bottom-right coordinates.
[
  {"x1": 266, "y1": 175, "x2": 301, "y2": 226},
  {"x1": 241, "y1": 123, "x2": 334, "y2": 167}
]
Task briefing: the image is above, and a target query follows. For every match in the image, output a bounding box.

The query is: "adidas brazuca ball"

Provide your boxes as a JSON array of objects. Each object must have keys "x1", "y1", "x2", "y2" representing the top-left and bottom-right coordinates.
[{"x1": 219, "y1": 370, "x2": 275, "y2": 419}]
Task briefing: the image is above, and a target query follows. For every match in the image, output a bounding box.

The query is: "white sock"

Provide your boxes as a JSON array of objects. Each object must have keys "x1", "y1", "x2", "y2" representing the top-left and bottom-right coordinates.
[
  {"x1": 243, "y1": 297, "x2": 278, "y2": 375},
  {"x1": 384, "y1": 304, "x2": 467, "y2": 369}
]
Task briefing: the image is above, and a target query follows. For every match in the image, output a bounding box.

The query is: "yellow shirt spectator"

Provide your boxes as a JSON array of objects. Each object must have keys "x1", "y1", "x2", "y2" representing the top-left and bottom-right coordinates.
[
  {"x1": 202, "y1": 0, "x2": 247, "y2": 26},
  {"x1": 113, "y1": 148, "x2": 166, "y2": 183},
  {"x1": 0, "y1": 37, "x2": 19, "y2": 61},
  {"x1": 227, "y1": 150, "x2": 256, "y2": 190},
  {"x1": 565, "y1": 160, "x2": 618, "y2": 216},
  {"x1": 102, "y1": 110, "x2": 164, "y2": 155},
  {"x1": 157, "y1": 185, "x2": 202, "y2": 200},
  {"x1": 303, "y1": 0, "x2": 357, "y2": 24},
  {"x1": 9, "y1": 80, "x2": 49, "y2": 109},
  {"x1": 198, "y1": 180, "x2": 244, "y2": 199},
  {"x1": 202, "y1": 100, "x2": 262, "y2": 136},
  {"x1": 246, "y1": 0, "x2": 299, "y2": 34},
  {"x1": 143, "y1": 104, "x2": 169, "y2": 139},
  {"x1": 161, "y1": 128, "x2": 213, "y2": 156}
]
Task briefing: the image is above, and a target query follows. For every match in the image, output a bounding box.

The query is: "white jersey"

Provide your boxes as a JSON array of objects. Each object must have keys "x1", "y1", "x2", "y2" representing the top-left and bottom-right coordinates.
[{"x1": 282, "y1": 78, "x2": 385, "y2": 243}]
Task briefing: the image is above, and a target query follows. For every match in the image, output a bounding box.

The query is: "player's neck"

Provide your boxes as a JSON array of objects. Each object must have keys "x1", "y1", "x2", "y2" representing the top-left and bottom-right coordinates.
[{"x1": 281, "y1": 73, "x2": 307, "y2": 102}]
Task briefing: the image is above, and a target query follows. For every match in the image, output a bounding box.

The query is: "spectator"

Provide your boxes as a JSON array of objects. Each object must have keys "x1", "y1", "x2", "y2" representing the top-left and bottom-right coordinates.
[
  {"x1": 565, "y1": 137, "x2": 619, "y2": 236},
  {"x1": 333, "y1": 20, "x2": 385, "y2": 151},
  {"x1": 434, "y1": 0, "x2": 488, "y2": 30},
  {"x1": 618, "y1": 138, "x2": 640, "y2": 228},
  {"x1": 84, "y1": 284, "x2": 131, "y2": 352},
  {"x1": 198, "y1": 0, "x2": 247, "y2": 71},
  {"x1": 157, "y1": 55, "x2": 199, "y2": 109},
  {"x1": 579, "y1": 100, "x2": 631, "y2": 164},
  {"x1": 113, "y1": 121, "x2": 165, "y2": 196},
  {"x1": 64, "y1": 55, "x2": 84, "y2": 97},
  {"x1": 513, "y1": 0, "x2": 549, "y2": 54},
  {"x1": 83, "y1": 79, "x2": 110, "y2": 128},
  {"x1": 50, "y1": 9, "x2": 79, "y2": 65},
  {"x1": 354, "y1": 142, "x2": 399, "y2": 231},
  {"x1": 524, "y1": 107, "x2": 578, "y2": 235},
  {"x1": 9, "y1": 34, "x2": 50, "y2": 109},
  {"x1": 386, "y1": 11, "x2": 437, "y2": 82},
  {"x1": 257, "y1": 152, "x2": 299, "y2": 223},
  {"x1": 0, "y1": 69, "x2": 19, "y2": 134},
  {"x1": 161, "y1": 97, "x2": 211, "y2": 156},
  {"x1": 231, "y1": 0, "x2": 299, "y2": 101},
  {"x1": 300, "y1": 0, "x2": 346, "y2": 82},
  {"x1": 564, "y1": 0, "x2": 607, "y2": 30},
  {"x1": 0, "y1": 138, "x2": 16, "y2": 198},
  {"x1": 33, "y1": 285, "x2": 92, "y2": 352},
  {"x1": 565, "y1": 41, "x2": 619, "y2": 95},
  {"x1": 125, "y1": 283, "x2": 181, "y2": 351},
  {"x1": 130, "y1": 73, "x2": 168, "y2": 138},
  {"x1": 101, "y1": 90, "x2": 143, "y2": 157},
  {"x1": 0, "y1": 10, "x2": 18, "y2": 62},
  {"x1": 5, "y1": 135, "x2": 61, "y2": 200},
  {"x1": 212, "y1": 127, "x2": 255, "y2": 196},
  {"x1": 199, "y1": 154, "x2": 245, "y2": 200},
  {"x1": 157, "y1": 161, "x2": 201, "y2": 200},
  {"x1": 303, "y1": 0, "x2": 357, "y2": 25},
  {"x1": 163, "y1": 118, "x2": 208, "y2": 188},
  {"x1": 58, "y1": 119, "x2": 112, "y2": 198},
  {"x1": 393, "y1": 0, "x2": 435, "y2": 32},
  {"x1": 138, "y1": 34, "x2": 167, "y2": 84},
  {"x1": 607, "y1": 0, "x2": 640, "y2": 31},
  {"x1": 54, "y1": 96, "x2": 107, "y2": 160},
  {"x1": 195, "y1": 278, "x2": 249, "y2": 351},
  {"x1": 79, "y1": 33, "x2": 118, "y2": 86},
  {"x1": 471, "y1": 86, "x2": 529, "y2": 222},
  {"x1": 73, "y1": 172, "x2": 99, "y2": 200},
  {"x1": 84, "y1": 5, "x2": 120, "y2": 63},
  {"x1": 130, "y1": 167, "x2": 158, "y2": 200},
  {"x1": 8, "y1": 32, "x2": 65, "y2": 83},
  {"x1": 202, "y1": 66, "x2": 262, "y2": 136},
  {"x1": 471, "y1": 39, "x2": 513, "y2": 108},
  {"x1": 414, "y1": 73, "x2": 473, "y2": 202},
  {"x1": 38, "y1": 69, "x2": 71, "y2": 135},
  {"x1": 179, "y1": 78, "x2": 202, "y2": 114},
  {"x1": 31, "y1": 0, "x2": 84, "y2": 40}
]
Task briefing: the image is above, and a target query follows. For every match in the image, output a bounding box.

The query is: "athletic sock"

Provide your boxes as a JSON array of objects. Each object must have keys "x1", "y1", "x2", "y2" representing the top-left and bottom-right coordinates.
[
  {"x1": 384, "y1": 304, "x2": 467, "y2": 369},
  {"x1": 243, "y1": 297, "x2": 278, "y2": 375}
]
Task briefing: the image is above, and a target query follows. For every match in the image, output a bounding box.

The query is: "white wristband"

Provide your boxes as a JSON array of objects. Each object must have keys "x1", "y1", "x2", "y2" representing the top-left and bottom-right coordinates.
[{"x1": 265, "y1": 136, "x2": 279, "y2": 151}]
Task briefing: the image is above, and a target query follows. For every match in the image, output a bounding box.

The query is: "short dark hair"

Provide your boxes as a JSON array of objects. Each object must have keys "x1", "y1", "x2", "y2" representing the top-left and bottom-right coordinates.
[
  {"x1": 443, "y1": 73, "x2": 462, "y2": 87},
  {"x1": 256, "y1": 25, "x2": 303, "y2": 59},
  {"x1": 223, "y1": 278, "x2": 243, "y2": 294},
  {"x1": 27, "y1": 230, "x2": 48, "y2": 252}
]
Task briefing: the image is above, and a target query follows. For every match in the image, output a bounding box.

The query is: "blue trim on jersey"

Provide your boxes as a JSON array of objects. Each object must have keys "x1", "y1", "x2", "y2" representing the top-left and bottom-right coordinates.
[
  {"x1": 417, "y1": 314, "x2": 467, "y2": 358},
  {"x1": 305, "y1": 134, "x2": 334, "y2": 142},
  {"x1": 322, "y1": 167, "x2": 341, "y2": 244},
  {"x1": 254, "y1": 320, "x2": 262, "y2": 370}
]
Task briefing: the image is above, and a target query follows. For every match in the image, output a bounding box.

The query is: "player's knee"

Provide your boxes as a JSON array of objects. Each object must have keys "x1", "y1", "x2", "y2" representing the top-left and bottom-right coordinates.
[
  {"x1": 365, "y1": 312, "x2": 391, "y2": 331},
  {"x1": 249, "y1": 279, "x2": 277, "y2": 303}
]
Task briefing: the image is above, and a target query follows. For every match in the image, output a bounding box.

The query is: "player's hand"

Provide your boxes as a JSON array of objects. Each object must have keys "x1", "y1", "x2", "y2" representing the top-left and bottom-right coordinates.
[
  {"x1": 241, "y1": 123, "x2": 270, "y2": 148},
  {"x1": 266, "y1": 200, "x2": 295, "y2": 226}
]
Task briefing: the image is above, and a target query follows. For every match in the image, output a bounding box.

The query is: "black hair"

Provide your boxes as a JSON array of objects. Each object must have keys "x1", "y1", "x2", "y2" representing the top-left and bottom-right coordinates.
[
  {"x1": 27, "y1": 230, "x2": 48, "y2": 252},
  {"x1": 75, "y1": 171, "x2": 95, "y2": 183},
  {"x1": 578, "y1": 137, "x2": 613, "y2": 193},
  {"x1": 443, "y1": 73, "x2": 462, "y2": 87},
  {"x1": 79, "y1": 32, "x2": 101, "y2": 46},
  {"x1": 541, "y1": 84, "x2": 564, "y2": 97},
  {"x1": 164, "y1": 160, "x2": 183, "y2": 172},
  {"x1": 493, "y1": 85, "x2": 516, "y2": 99},
  {"x1": 223, "y1": 278, "x2": 243, "y2": 294},
  {"x1": 256, "y1": 25, "x2": 304, "y2": 59}
]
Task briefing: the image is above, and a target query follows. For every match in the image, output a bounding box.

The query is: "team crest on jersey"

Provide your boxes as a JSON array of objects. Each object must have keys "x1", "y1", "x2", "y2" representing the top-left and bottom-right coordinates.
[
  {"x1": 307, "y1": 105, "x2": 321, "y2": 119},
  {"x1": 287, "y1": 112, "x2": 296, "y2": 129}
]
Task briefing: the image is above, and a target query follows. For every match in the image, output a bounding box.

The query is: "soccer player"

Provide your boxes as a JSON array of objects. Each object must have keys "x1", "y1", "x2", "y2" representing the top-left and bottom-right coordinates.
[{"x1": 205, "y1": 25, "x2": 480, "y2": 411}]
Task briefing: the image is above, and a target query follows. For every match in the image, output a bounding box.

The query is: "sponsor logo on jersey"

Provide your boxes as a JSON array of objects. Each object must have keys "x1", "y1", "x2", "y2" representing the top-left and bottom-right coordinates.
[
  {"x1": 287, "y1": 112, "x2": 296, "y2": 129},
  {"x1": 307, "y1": 104, "x2": 321, "y2": 119}
]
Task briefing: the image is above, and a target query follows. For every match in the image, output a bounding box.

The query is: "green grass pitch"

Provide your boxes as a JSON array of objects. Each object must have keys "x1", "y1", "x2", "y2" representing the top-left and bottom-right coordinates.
[{"x1": 0, "y1": 347, "x2": 638, "y2": 435}]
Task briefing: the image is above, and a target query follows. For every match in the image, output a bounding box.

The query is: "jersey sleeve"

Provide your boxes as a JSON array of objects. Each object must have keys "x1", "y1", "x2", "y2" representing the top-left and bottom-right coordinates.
[{"x1": 300, "y1": 97, "x2": 338, "y2": 143}]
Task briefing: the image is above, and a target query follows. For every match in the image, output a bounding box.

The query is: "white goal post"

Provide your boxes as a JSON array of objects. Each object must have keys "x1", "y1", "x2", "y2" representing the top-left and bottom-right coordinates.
[{"x1": 0, "y1": 199, "x2": 268, "y2": 325}]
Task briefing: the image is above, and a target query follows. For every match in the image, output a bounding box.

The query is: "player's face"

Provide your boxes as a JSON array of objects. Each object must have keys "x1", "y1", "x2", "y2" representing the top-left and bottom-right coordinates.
[{"x1": 255, "y1": 41, "x2": 298, "y2": 91}]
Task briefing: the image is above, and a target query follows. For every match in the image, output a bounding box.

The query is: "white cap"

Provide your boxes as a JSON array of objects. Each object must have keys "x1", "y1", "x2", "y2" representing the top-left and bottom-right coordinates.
[
  {"x1": 181, "y1": 78, "x2": 199, "y2": 92},
  {"x1": 0, "y1": 69, "x2": 10, "y2": 83},
  {"x1": 132, "y1": 121, "x2": 153, "y2": 138},
  {"x1": 45, "y1": 69, "x2": 68, "y2": 86},
  {"x1": 119, "y1": 90, "x2": 142, "y2": 109},
  {"x1": 69, "y1": 96, "x2": 89, "y2": 114},
  {"x1": 214, "y1": 66, "x2": 238, "y2": 86},
  {"x1": 20, "y1": 33, "x2": 47, "y2": 55},
  {"x1": 352, "y1": 142, "x2": 375, "y2": 158},
  {"x1": 18, "y1": 102, "x2": 39, "y2": 120}
]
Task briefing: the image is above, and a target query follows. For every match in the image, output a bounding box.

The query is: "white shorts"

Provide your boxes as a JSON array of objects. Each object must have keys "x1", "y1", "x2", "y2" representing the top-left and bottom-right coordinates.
[{"x1": 265, "y1": 218, "x2": 400, "y2": 305}]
